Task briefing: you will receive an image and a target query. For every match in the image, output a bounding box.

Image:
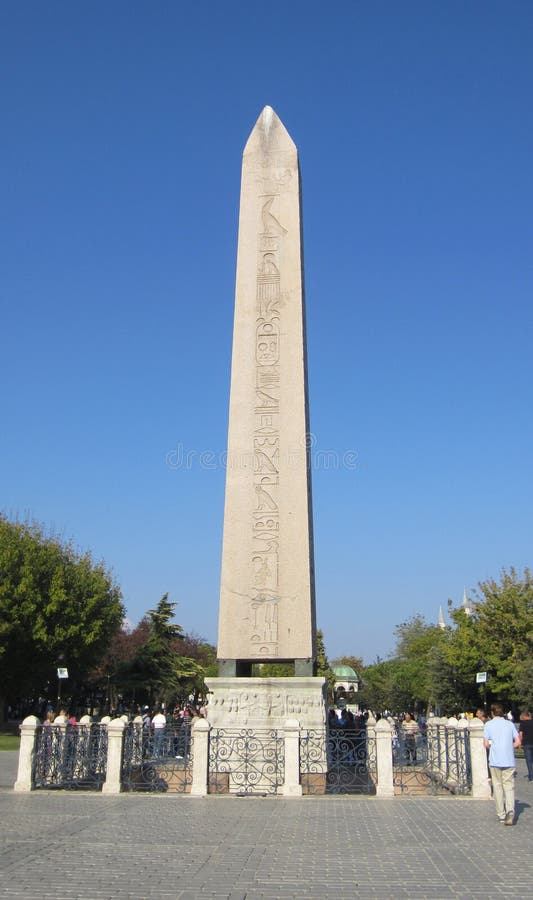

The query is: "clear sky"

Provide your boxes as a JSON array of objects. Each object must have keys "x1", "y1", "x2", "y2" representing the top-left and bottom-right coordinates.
[{"x1": 1, "y1": 1, "x2": 532, "y2": 664}]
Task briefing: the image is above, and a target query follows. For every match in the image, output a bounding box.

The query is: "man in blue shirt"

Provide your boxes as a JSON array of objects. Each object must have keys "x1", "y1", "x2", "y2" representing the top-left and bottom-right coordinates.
[{"x1": 484, "y1": 702, "x2": 520, "y2": 825}]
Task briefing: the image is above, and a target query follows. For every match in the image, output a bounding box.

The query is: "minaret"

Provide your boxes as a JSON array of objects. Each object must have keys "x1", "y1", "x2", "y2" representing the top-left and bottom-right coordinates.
[
  {"x1": 462, "y1": 587, "x2": 472, "y2": 616},
  {"x1": 438, "y1": 606, "x2": 446, "y2": 630},
  {"x1": 216, "y1": 107, "x2": 316, "y2": 677}
]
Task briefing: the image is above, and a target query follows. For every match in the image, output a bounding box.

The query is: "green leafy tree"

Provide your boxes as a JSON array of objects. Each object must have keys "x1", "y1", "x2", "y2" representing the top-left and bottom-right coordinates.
[
  {"x1": 436, "y1": 570, "x2": 533, "y2": 710},
  {"x1": 258, "y1": 662, "x2": 295, "y2": 677},
  {"x1": 453, "y1": 568, "x2": 533, "y2": 706},
  {"x1": 179, "y1": 634, "x2": 218, "y2": 679},
  {"x1": 358, "y1": 617, "x2": 452, "y2": 714},
  {"x1": 358, "y1": 658, "x2": 411, "y2": 714},
  {"x1": 316, "y1": 629, "x2": 336, "y2": 700},
  {"x1": 114, "y1": 595, "x2": 206, "y2": 706},
  {"x1": 394, "y1": 615, "x2": 450, "y2": 712},
  {"x1": 441, "y1": 604, "x2": 485, "y2": 711},
  {"x1": 513, "y1": 655, "x2": 533, "y2": 709},
  {"x1": 0, "y1": 515, "x2": 124, "y2": 717},
  {"x1": 425, "y1": 642, "x2": 468, "y2": 715}
]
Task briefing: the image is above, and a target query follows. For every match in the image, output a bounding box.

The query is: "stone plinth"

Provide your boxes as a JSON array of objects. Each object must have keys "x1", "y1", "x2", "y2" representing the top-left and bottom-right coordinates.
[
  {"x1": 205, "y1": 676, "x2": 326, "y2": 729},
  {"x1": 206, "y1": 677, "x2": 327, "y2": 794}
]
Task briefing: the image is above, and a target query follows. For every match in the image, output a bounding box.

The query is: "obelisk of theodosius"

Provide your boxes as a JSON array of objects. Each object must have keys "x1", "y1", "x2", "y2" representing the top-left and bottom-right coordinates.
[{"x1": 217, "y1": 106, "x2": 317, "y2": 676}]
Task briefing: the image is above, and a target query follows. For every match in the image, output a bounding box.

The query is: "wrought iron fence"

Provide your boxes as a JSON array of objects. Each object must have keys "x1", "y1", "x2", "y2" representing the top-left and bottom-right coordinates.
[
  {"x1": 208, "y1": 728, "x2": 284, "y2": 795},
  {"x1": 121, "y1": 723, "x2": 192, "y2": 792},
  {"x1": 427, "y1": 723, "x2": 472, "y2": 795},
  {"x1": 327, "y1": 727, "x2": 376, "y2": 794},
  {"x1": 299, "y1": 728, "x2": 327, "y2": 794},
  {"x1": 393, "y1": 722, "x2": 472, "y2": 795},
  {"x1": 300, "y1": 726, "x2": 376, "y2": 794},
  {"x1": 393, "y1": 724, "x2": 435, "y2": 794},
  {"x1": 33, "y1": 723, "x2": 107, "y2": 790}
]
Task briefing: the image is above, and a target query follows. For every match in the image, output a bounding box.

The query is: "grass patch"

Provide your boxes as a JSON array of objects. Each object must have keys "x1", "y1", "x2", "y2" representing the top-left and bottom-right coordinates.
[{"x1": 0, "y1": 734, "x2": 20, "y2": 751}]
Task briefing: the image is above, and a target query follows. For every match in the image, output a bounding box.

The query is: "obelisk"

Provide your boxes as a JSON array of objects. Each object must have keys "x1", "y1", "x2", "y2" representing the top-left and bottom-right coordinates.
[{"x1": 217, "y1": 106, "x2": 317, "y2": 676}]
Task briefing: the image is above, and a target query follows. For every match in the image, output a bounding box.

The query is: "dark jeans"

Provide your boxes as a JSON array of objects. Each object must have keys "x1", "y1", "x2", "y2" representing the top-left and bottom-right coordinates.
[
  {"x1": 524, "y1": 745, "x2": 533, "y2": 780},
  {"x1": 404, "y1": 735, "x2": 417, "y2": 763}
]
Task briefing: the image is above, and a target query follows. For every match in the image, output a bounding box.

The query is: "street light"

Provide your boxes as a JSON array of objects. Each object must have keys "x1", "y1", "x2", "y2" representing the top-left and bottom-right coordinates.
[
  {"x1": 477, "y1": 658, "x2": 488, "y2": 712},
  {"x1": 56, "y1": 654, "x2": 68, "y2": 709}
]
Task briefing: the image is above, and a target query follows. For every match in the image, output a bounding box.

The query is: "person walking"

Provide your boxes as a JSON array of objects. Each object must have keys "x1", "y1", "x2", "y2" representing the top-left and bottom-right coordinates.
[
  {"x1": 401, "y1": 713, "x2": 419, "y2": 765},
  {"x1": 518, "y1": 710, "x2": 533, "y2": 782},
  {"x1": 483, "y1": 702, "x2": 520, "y2": 825}
]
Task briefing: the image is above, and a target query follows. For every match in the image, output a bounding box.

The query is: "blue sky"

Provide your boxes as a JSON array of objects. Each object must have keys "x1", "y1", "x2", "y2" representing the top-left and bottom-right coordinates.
[{"x1": 1, "y1": 1, "x2": 532, "y2": 663}]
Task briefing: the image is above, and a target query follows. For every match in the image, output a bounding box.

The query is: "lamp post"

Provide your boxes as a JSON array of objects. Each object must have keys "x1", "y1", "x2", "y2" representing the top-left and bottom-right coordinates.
[
  {"x1": 56, "y1": 654, "x2": 68, "y2": 711},
  {"x1": 477, "y1": 658, "x2": 488, "y2": 712}
]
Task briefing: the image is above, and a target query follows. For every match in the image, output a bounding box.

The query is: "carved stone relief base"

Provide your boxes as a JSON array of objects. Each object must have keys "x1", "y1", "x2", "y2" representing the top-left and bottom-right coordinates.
[
  {"x1": 205, "y1": 677, "x2": 327, "y2": 793},
  {"x1": 204, "y1": 676, "x2": 327, "y2": 729}
]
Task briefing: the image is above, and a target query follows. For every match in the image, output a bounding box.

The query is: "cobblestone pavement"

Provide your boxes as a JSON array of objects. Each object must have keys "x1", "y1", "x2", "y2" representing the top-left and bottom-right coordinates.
[{"x1": 0, "y1": 756, "x2": 531, "y2": 899}]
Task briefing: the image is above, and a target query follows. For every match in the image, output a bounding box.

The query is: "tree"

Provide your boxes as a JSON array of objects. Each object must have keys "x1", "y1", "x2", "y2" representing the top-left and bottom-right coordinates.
[
  {"x1": 434, "y1": 570, "x2": 533, "y2": 711},
  {"x1": 316, "y1": 629, "x2": 336, "y2": 700},
  {"x1": 357, "y1": 616, "x2": 455, "y2": 714},
  {"x1": 394, "y1": 615, "x2": 450, "y2": 712},
  {"x1": 451, "y1": 568, "x2": 533, "y2": 706},
  {"x1": 425, "y1": 642, "x2": 469, "y2": 715},
  {"x1": 258, "y1": 662, "x2": 295, "y2": 677},
  {"x1": 0, "y1": 515, "x2": 124, "y2": 716},
  {"x1": 113, "y1": 595, "x2": 207, "y2": 707},
  {"x1": 178, "y1": 633, "x2": 218, "y2": 679},
  {"x1": 358, "y1": 658, "x2": 412, "y2": 714},
  {"x1": 441, "y1": 605, "x2": 484, "y2": 712}
]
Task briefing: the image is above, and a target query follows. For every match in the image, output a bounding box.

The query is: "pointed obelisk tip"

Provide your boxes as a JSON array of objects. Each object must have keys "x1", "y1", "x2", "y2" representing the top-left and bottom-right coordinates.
[
  {"x1": 245, "y1": 105, "x2": 296, "y2": 153},
  {"x1": 261, "y1": 105, "x2": 275, "y2": 125}
]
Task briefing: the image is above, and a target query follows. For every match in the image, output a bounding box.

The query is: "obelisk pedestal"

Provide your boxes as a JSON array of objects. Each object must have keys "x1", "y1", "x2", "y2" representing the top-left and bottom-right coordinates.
[{"x1": 206, "y1": 107, "x2": 326, "y2": 790}]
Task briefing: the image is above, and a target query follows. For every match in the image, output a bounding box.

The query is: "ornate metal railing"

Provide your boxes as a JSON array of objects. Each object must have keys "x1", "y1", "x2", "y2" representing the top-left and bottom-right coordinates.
[
  {"x1": 430, "y1": 723, "x2": 472, "y2": 795},
  {"x1": 299, "y1": 728, "x2": 327, "y2": 794},
  {"x1": 300, "y1": 726, "x2": 376, "y2": 794},
  {"x1": 393, "y1": 725, "x2": 434, "y2": 794},
  {"x1": 327, "y1": 726, "x2": 376, "y2": 794},
  {"x1": 393, "y1": 721, "x2": 472, "y2": 795},
  {"x1": 32, "y1": 723, "x2": 107, "y2": 790},
  {"x1": 121, "y1": 723, "x2": 192, "y2": 792},
  {"x1": 208, "y1": 728, "x2": 284, "y2": 795}
]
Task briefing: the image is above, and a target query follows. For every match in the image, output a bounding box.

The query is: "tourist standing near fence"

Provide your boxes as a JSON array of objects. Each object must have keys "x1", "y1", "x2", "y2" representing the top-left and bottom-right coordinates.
[
  {"x1": 401, "y1": 713, "x2": 419, "y2": 765},
  {"x1": 518, "y1": 711, "x2": 533, "y2": 782},
  {"x1": 152, "y1": 707, "x2": 167, "y2": 758},
  {"x1": 483, "y1": 702, "x2": 520, "y2": 825}
]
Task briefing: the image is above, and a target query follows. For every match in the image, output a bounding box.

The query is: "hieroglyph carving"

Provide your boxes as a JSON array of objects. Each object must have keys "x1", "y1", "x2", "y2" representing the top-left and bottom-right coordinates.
[{"x1": 250, "y1": 193, "x2": 286, "y2": 654}]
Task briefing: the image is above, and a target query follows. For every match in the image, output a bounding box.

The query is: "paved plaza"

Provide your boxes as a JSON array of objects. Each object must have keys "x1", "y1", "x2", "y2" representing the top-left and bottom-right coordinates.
[{"x1": 0, "y1": 753, "x2": 531, "y2": 899}]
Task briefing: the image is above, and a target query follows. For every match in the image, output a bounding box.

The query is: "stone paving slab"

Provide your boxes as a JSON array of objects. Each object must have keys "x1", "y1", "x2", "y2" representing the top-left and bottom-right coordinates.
[{"x1": 0, "y1": 757, "x2": 531, "y2": 899}]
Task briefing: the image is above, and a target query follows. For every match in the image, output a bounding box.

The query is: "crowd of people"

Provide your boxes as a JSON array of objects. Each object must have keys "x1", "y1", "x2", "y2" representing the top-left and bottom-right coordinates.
[{"x1": 139, "y1": 703, "x2": 207, "y2": 730}]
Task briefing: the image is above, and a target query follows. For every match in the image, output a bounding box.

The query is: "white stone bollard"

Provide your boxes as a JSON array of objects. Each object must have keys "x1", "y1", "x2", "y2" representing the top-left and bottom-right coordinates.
[
  {"x1": 375, "y1": 718, "x2": 394, "y2": 798},
  {"x1": 102, "y1": 717, "x2": 125, "y2": 794},
  {"x1": 14, "y1": 716, "x2": 39, "y2": 792},
  {"x1": 468, "y1": 719, "x2": 491, "y2": 799},
  {"x1": 282, "y1": 719, "x2": 303, "y2": 797},
  {"x1": 190, "y1": 718, "x2": 210, "y2": 797}
]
